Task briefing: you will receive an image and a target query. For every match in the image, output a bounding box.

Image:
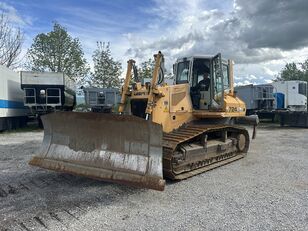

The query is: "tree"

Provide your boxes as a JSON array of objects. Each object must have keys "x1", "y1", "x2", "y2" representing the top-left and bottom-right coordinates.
[
  {"x1": 27, "y1": 22, "x2": 89, "y2": 84},
  {"x1": 0, "y1": 13, "x2": 23, "y2": 68},
  {"x1": 138, "y1": 58, "x2": 155, "y2": 81},
  {"x1": 275, "y1": 60, "x2": 308, "y2": 82},
  {"x1": 299, "y1": 59, "x2": 308, "y2": 82},
  {"x1": 91, "y1": 42, "x2": 122, "y2": 88}
]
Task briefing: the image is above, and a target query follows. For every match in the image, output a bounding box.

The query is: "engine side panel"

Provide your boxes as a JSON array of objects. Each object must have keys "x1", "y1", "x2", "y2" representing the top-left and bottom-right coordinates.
[{"x1": 151, "y1": 84, "x2": 194, "y2": 133}]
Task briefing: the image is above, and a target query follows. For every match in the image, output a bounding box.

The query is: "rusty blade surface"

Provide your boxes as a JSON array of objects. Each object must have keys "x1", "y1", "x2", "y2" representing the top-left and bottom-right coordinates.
[{"x1": 29, "y1": 112, "x2": 165, "y2": 191}]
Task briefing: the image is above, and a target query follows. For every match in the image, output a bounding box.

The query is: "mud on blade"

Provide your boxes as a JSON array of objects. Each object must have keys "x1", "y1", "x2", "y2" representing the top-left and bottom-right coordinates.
[{"x1": 29, "y1": 112, "x2": 165, "y2": 191}]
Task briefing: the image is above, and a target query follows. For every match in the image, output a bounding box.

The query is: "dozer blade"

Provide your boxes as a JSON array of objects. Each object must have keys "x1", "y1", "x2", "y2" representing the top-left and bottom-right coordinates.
[{"x1": 29, "y1": 112, "x2": 165, "y2": 191}]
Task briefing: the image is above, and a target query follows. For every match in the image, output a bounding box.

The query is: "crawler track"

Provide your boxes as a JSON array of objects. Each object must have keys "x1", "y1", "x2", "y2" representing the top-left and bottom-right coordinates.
[{"x1": 163, "y1": 124, "x2": 250, "y2": 180}]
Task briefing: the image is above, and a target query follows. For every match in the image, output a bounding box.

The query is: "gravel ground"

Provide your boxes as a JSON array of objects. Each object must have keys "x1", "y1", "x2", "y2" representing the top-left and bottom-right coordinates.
[{"x1": 0, "y1": 124, "x2": 307, "y2": 231}]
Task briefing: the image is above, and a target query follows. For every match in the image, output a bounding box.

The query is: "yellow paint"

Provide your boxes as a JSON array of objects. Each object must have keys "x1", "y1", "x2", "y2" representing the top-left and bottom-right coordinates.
[
  {"x1": 151, "y1": 84, "x2": 194, "y2": 133},
  {"x1": 129, "y1": 83, "x2": 246, "y2": 133},
  {"x1": 122, "y1": 52, "x2": 247, "y2": 133}
]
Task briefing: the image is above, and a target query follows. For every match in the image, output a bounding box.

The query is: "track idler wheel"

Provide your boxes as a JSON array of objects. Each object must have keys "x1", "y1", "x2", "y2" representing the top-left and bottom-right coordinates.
[{"x1": 236, "y1": 133, "x2": 249, "y2": 153}]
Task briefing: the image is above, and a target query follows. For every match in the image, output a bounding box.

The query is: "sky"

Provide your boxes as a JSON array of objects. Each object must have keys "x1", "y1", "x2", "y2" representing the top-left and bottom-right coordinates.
[{"x1": 1, "y1": 0, "x2": 308, "y2": 85}]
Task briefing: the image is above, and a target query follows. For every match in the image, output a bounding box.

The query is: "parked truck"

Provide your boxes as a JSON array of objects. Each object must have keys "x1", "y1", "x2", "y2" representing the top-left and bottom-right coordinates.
[
  {"x1": 0, "y1": 65, "x2": 28, "y2": 131},
  {"x1": 20, "y1": 71, "x2": 76, "y2": 116}
]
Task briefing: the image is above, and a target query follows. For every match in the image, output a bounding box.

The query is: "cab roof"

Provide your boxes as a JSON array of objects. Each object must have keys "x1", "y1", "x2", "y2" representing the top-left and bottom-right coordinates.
[{"x1": 176, "y1": 55, "x2": 228, "y2": 63}]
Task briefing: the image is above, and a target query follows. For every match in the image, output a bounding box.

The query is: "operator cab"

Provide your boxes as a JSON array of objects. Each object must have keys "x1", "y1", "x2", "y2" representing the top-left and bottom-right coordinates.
[{"x1": 174, "y1": 53, "x2": 231, "y2": 111}]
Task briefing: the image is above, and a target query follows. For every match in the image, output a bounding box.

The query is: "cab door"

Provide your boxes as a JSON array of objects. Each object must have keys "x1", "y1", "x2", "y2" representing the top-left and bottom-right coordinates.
[{"x1": 210, "y1": 53, "x2": 224, "y2": 111}]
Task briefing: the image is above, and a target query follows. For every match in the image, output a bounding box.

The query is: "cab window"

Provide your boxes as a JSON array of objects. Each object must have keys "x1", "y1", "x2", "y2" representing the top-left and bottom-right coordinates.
[
  {"x1": 191, "y1": 58, "x2": 210, "y2": 87},
  {"x1": 176, "y1": 61, "x2": 190, "y2": 84},
  {"x1": 222, "y1": 64, "x2": 230, "y2": 89}
]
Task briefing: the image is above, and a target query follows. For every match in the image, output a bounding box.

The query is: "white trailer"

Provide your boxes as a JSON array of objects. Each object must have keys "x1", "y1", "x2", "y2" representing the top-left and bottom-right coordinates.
[
  {"x1": 0, "y1": 65, "x2": 28, "y2": 131},
  {"x1": 271, "y1": 80, "x2": 307, "y2": 111}
]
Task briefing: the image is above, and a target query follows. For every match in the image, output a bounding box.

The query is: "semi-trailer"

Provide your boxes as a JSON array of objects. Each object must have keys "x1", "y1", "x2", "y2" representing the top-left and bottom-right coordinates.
[
  {"x1": 20, "y1": 71, "x2": 76, "y2": 115},
  {"x1": 0, "y1": 65, "x2": 28, "y2": 131}
]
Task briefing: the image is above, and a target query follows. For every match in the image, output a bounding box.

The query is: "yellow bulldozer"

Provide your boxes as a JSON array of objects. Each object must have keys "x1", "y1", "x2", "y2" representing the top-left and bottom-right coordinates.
[{"x1": 29, "y1": 51, "x2": 258, "y2": 191}]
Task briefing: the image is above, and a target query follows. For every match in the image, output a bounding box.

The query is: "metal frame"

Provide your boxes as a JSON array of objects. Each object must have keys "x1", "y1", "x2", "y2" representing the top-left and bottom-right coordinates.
[
  {"x1": 46, "y1": 88, "x2": 62, "y2": 106},
  {"x1": 87, "y1": 91, "x2": 105, "y2": 107},
  {"x1": 23, "y1": 87, "x2": 62, "y2": 107},
  {"x1": 24, "y1": 88, "x2": 36, "y2": 106},
  {"x1": 254, "y1": 85, "x2": 274, "y2": 100}
]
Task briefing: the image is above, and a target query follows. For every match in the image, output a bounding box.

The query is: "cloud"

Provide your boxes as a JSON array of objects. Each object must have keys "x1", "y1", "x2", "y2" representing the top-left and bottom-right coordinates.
[
  {"x1": 262, "y1": 66, "x2": 277, "y2": 77},
  {"x1": 235, "y1": 0, "x2": 308, "y2": 50},
  {"x1": 3, "y1": 0, "x2": 308, "y2": 83},
  {"x1": 0, "y1": 2, "x2": 32, "y2": 26},
  {"x1": 123, "y1": 0, "x2": 308, "y2": 84},
  {"x1": 249, "y1": 74, "x2": 257, "y2": 80},
  {"x1": 124, "y1": 0, "x2": 288, "y2": 70}
]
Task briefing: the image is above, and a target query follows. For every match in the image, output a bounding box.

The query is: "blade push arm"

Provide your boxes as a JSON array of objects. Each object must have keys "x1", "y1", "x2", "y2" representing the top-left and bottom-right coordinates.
[
  {"x1": 145, "y1": 51, "x2": 163, "y2": 120},
  {"x1": 118, "y1": 59, "x2": 135, "y2": 114}
]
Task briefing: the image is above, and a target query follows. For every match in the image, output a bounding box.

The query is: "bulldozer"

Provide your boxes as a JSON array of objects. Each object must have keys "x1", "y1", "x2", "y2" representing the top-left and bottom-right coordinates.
[{"x1": 29, "y1": 51, "x2": 258, "y2": 191}]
